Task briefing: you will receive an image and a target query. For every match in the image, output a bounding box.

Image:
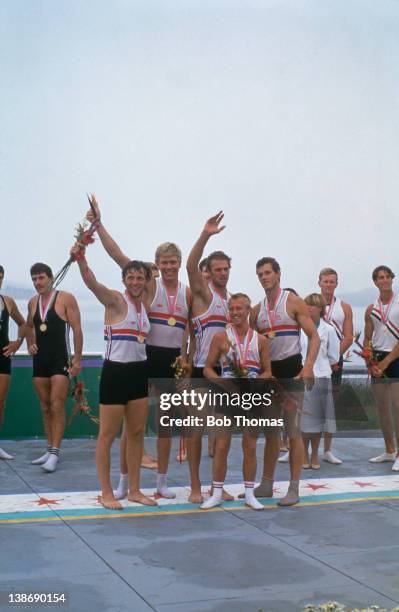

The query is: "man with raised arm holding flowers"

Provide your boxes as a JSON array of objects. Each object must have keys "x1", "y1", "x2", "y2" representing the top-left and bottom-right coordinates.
[
  {"x1": 365, "y1": 265, "x2": 399, "y2": 471},
  {"x1": 86, "y1": 196, "x2": 191, "y2": 501},
  {"x1": 202, "y1": 293, "x2": 272, "y2": 510},
  {"x1": 71, "y1": 241, "x2": 156, "y2": 509}
]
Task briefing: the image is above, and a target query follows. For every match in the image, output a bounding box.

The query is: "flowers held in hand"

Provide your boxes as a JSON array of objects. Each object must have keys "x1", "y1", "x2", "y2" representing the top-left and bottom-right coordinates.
[
  {"x1": 68, "y1": 380, "x2": 99, "y2": 426},
  {"x1": 171, "y1": 356, "x2": 184, "y2": 380}
]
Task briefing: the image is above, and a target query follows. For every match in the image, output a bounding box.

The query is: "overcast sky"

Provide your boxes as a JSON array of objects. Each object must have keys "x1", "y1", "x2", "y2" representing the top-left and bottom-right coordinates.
[{"x1": 1, "y1": 0, "x2": 399, "y2": 305}]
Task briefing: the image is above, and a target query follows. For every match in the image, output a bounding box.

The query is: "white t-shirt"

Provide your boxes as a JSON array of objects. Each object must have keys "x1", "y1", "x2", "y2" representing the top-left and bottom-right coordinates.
[{"x1": 301, "y1": 319, "x2": 340, "y2": 377}]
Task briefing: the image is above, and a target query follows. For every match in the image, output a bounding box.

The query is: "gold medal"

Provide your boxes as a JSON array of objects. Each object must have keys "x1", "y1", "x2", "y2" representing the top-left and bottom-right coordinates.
[
  {"x1": 39, "y1": 323, "x2": 47, "y2": 332},
  {"x1": 168, "y1": 317, "x2": 176, "y2": 327},
  {"x1": 267, "y1": 331, "x2": 275, "y2": 339},
  {"x1": 138, "y1": 335, "x2": 145, "y2": 343}
]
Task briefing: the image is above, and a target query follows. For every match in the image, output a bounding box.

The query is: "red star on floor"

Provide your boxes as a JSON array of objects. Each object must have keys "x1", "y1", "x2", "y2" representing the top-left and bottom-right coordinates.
[
  {"x1": 353, "y1": 481, "x2": 377, "y2": 488},
  {"x1": 305, "y1": 483, "x2": 329, "y2": 491},
  {"x1": 34, "y1": 497, "x2": 62, "y2": 506}
]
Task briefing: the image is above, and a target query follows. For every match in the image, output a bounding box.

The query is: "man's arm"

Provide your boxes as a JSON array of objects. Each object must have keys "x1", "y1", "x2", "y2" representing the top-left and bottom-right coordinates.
[
  {"x1": 2, "y1": 298, "x2": 26, "y2": 357},
  {"x1": 203, "y1": 333, "x2": 225, "y2": 379},
  {"x1": 86, "y1": 194, "x2": 131, "y2": 268},
  {"x1": 257, "y1": 334, "x2": 272, "y2": 378},
  {"x1": 341, "y1": 301, "x2": 354, "y2": 354},
  {"x1": 186, "y1": 212, "x2": 225, "y2": 299},
  {"x1": 87, "y1": 195, "x2": 155, "y2": 298},
  {"x1": 363, "y1": 305, "x2": 374, "y2": 347},
  {"x1": 64, "y1": 293, "x2": 83, "y2": 378},
  {"x1": 26, "y1": 298, "x2": 38, "y2": 355}
]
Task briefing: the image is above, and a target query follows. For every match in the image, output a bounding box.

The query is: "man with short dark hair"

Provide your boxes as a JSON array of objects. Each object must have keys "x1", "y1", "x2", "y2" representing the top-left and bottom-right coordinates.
[
  {"x1": 365, "y1": 265, "x2": 399, "y2": 471},
  {"x1": 186, "y1": 211, "x2": 233, "y2": 503},
  {"x1": 251, "y1": 257, "x2": 320, "y2": 506},
  {"x1": 86, "y1": 197, "x2": 190, "y2": 499},
  {"x1": 73, "y1": 242, "x2": 157, "y2": 509},
  {"x1": 0, "y1": 266, "x2": 26, "y2": 460},
  {"x1": 26, "y1": 263, "x2": 82, "y2": 472}
]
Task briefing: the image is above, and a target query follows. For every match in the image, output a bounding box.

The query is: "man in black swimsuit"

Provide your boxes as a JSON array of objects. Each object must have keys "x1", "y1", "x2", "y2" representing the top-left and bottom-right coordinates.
[
  {"x1": 26, "y1": 263, "x2": 83, "y2": 472},
  {"x1": 0, "y1": 265, "x2": 26, "y2": 460}
]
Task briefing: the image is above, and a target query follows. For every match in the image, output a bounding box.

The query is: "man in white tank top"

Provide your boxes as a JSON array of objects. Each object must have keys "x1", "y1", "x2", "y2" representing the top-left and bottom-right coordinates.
[
  {"x1": 202, "y1": 293, "x2": 272, "y2": 510},
  {"x1": 251, "y1": 257, "x2": 320, "y2": 506},
  {"x1": 72, "y1": 242, "x2": 156, "y2": 510},
  {"x1": 86, "y1": 196, "x2": 191, "y2": 500},
  {"x1": 186, "y1": 211, "x2": 232, "y2": 503},
  {"x1": 365, "y1": 265, "x2": 399, "y2": 471},
  {"x1": 318, "y1": 267, "x2": 354, "y2": 464}
]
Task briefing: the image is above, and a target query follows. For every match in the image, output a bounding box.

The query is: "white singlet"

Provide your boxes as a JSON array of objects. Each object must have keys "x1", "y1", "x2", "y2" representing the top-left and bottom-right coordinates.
[
  {"x1": 256, "y1": 290, "x2": 301, "y2": 361},
  {"x1": 147, "y1": 278, "x2": 188, "y2": 348},
  {"x1": 371, "y1": 293, "x2": 399, "y2": 352},
  {"x1": 104, "y1": 294, "x2": 150, "y2": 362},
  {"x1": 301, "y1": 319, "x2": 340, "y2": 377},
  {"x1": 192, "y1": 285, "x2": 229, "y2": 368},
  {"x1": 221, "y1": 326, "x2": 261, "y2": 378},
  {"x1": 323, "y1": 296, "x2": 345, "y2": 340}
]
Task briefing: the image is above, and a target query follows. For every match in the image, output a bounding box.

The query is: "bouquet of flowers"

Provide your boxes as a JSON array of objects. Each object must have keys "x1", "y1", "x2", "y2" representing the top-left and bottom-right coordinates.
[
  {"x1": 225, "y1": 342, "x2": 249, "y2": 378},
  {"x1": 51, "y1": 195, "x2": 99, "y2": 289},
  {"x1": 68, "y1": 380, "x2": 100, "y2": 426},
  {"x1": 171, "y1": 356, "x2": 184, "y2": 380},
  {"x1": 353, "y1": 331, "x2": 385, "y2": 377}
]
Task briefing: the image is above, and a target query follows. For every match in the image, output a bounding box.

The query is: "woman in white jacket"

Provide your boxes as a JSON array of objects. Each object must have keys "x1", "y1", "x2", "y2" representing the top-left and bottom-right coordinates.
[{"x1": 301, "y1": 294, "x2": 340, "y2": 469}]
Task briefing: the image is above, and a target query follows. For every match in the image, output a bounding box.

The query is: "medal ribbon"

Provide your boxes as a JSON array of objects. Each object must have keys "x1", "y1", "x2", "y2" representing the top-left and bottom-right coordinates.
[
  {"x1": 264, "y1": 288, "x2": 284, "y2": 331},
  {"x1": 324, "y1": 296, "x2": 336, "y2": 322},
  {"x1": 161, "y1": 281, "x2": 180, "y2": 316},
  {"x1": 230, "y1": 326, "x2": 253, "y2": 368},
  {"x1": 39, "y1": 291, "x2": 56, "y2": 323},
  {"x1": 378, "y1": 293, "x2": 395, "y2": 325},
  {"x1": 125, "y1": 291, "x2": 145, "y2": 337}
]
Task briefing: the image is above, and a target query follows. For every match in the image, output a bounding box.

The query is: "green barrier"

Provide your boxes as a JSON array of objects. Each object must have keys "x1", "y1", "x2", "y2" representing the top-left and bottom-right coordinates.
[{"x1": 1, "y1": 355, "x2": 157, "y2": 440}]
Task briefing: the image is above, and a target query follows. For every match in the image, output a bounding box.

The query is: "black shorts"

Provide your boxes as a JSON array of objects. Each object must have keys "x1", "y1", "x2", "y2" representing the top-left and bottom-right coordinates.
[
  {"x1": 271, "y1": 353, "x2": 303, "y2": 379},
  {"x1": 0, "y1": 354, "x2": 11, "y2": 376},
  {"x1": 33, "y1": 355, "x2": 69, "y2": 378},
  {"x1": 99, "y1": 359, "x2": 148, "y2": 405},
  {"x1": 372, "y1": 352, "x2": 399, "y2": 382},
  {"x1": 147, "y1": 345, "x2": 181, "y2": 380}
]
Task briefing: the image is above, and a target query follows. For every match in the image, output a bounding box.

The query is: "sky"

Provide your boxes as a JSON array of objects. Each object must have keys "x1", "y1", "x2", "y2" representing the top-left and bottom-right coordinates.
[{"x1": 1, "y1": 0, "x2": 399, "y2": 307}]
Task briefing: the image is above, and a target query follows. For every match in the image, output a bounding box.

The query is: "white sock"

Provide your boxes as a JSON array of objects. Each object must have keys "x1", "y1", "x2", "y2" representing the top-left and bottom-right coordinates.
[
  {"x1": 156, "y1": 473, "x2": 176, "y2": 499},
  {"x1": 114, "y1": 473, "x2": 129, "y2": 500},
  {"x1": 200, "y1": 481, "x2": 223, "y2": 509},
  {"x1": 42, "y1": 453, "x2": 59, "y2": 473},
  {"x1": 31, "y1": 449, "x2": 51, "y2": 465},
  {"x1": 0, "y1": 447, "x2": 14, "y2": 460},
  {"x1": 244, "y1": 482, "x2": 264, "y2": 510}
]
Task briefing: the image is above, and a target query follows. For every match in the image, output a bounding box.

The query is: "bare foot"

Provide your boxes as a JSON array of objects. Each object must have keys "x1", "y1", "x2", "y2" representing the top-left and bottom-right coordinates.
[
  {"x1": 208, "y1": 487, "x2": 234, "y2": 501},
  {"x1": 98, "y1": 496, "x2": 123, "y2": 510},
  {"x1": 128, "y1": 491, "x2": 158, "y2": 506},
  {"x1": 141, "y1": 453, "x2": 158, "y2": 470},
  {"x1": 176, "y1": 451, "x2": 187, "y2": 462},
  {"x1": 188, "y1": 490, "x2": 204, "y2": 503}
]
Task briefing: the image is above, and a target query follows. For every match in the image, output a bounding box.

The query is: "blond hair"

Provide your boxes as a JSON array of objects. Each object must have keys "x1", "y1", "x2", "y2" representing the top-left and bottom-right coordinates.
[
  {"x1": 305, "y1": 293, "x2": 326, "y2": 316},
  {"x1": 154, "y1": 242, "x2": 182, "y2": 265}
]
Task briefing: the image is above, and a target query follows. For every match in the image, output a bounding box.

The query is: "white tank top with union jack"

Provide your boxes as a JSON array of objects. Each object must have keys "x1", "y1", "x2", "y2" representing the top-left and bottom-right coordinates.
[
  {"x1": 104, "y1": 294, "x2": 150, "y2": 362},
  {"x1": 192, "y1": 285, "x2": 229, "y2": 368},
  {"x1": 147, "y1": 278, "x2": 188, "y2": 348},
  {"x1": 221, "y1": 325, "x2": 261, "y2": 378},
  {"x1": 371, "y1": 292, "x2": 399, "y2": 351},
  {"x1": 256, "y1": 290, "x2": 301, "y2": 361}
]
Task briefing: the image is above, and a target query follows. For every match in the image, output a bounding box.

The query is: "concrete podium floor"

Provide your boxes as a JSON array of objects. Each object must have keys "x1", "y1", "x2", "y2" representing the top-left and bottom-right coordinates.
[{"x1": 1, "y1": 436, "x2": 399, "y2": 612}]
